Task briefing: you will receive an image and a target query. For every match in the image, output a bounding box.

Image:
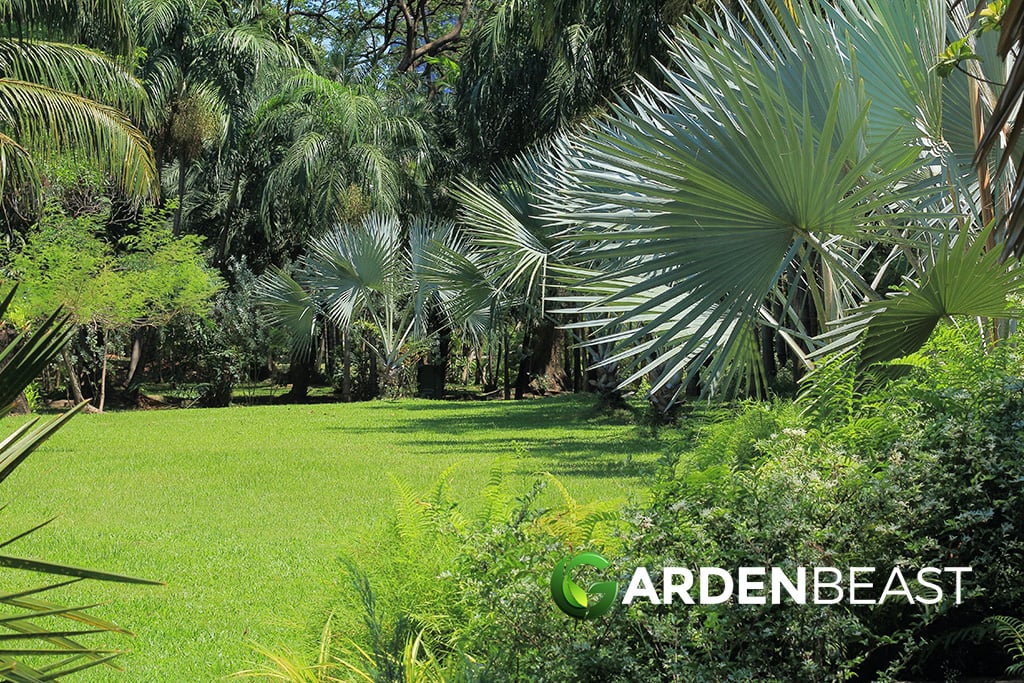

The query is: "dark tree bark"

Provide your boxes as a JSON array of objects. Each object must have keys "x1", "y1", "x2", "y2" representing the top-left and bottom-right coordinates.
[
  {"x1": 395, "y1": 0, "x2": 472, "y2": 73},
  {"x1": 286, "y1": 353, "x2": 313, "y2": 400},
  {"x1": 173, "y1": 150, "x2": 187, "y2": 235},
  {"x1": 514, "y1": 318, "x2": 568, "y2": 399},
  {"x1": 62, "y1": 347, "x2": 99, "y2": 412}
]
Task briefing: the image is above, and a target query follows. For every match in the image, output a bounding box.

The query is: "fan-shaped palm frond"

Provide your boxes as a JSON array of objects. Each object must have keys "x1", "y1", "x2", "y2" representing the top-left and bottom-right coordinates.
[
  {"x1": 415, "y1": 224, "x2": 503, "y2": 342},
  {"x1": 817, "y1": 224, "x2": 1021, "y2": 368},
  {"x1": 300, "y1": 212, "x2": 406, "y2": 329},
  {"x1": 260, "y1": 213, "x2": 444, "y2": 393},
  {"x1": 551, "y1": 25, "x2": 934, "y2": 394},
  {"x1": 255, "y1": 265, "x2": 320, "y2": 361},
  {"x1": 452, "y1": 140, "x2": 581, "y2": 306}
]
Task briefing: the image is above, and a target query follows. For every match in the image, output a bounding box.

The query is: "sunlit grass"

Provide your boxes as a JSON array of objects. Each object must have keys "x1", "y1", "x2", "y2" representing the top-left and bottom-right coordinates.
[{"x1": 0, "y1": 395, "x2": 662, "y2": 682}]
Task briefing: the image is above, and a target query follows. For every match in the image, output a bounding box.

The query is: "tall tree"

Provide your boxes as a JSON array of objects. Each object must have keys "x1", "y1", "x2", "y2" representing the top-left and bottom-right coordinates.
[
  {"x1": 133, "y1": 0, "x2": 301, "y2": 235},
  {"x1": 0, "y1": 0, "x2": 157, "y2": 236},
  {"x1": 450, "y1": 0, "x2": 706, "y2": 168},
  {"x1": 253, "y1": 70, "x2": 435, "y2": 251},
  {"x1": 269, "y1": 0, "x2": 472, "y2": 83}
]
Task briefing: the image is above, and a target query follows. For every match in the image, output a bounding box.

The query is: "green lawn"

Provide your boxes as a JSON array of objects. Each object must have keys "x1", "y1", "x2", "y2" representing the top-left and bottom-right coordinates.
[{"x1": 0, "y1": 395, "x2": 662, "y2": 682}]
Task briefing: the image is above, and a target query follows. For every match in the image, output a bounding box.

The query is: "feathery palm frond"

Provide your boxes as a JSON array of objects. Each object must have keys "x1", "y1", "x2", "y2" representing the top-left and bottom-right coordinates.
[
  {"x1": 0, "y1": 0, "x2": 155, "y2": 205},
  {"x1": 256, "y1": 73, "x2": 433, "y2": 228},
  {"x1": 0, "y1": 40, "x2": 147, "y2": 119},
  {"x1": 0, "y1": 78, "x2": 157, "y2": 200}
]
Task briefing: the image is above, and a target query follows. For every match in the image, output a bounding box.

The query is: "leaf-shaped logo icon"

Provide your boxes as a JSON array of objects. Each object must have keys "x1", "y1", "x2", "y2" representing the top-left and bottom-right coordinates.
[{"x1": 551, "y1": 552, "x2": 618, "y2": 620}]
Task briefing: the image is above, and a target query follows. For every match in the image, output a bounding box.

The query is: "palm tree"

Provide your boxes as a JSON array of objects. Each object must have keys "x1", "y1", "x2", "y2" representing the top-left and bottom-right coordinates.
[
  {"x1": 445, "y1": 139, "x2": 596, "y2": 398},
  {"x1": 0, "y1": 286, "x2": 161, "y2": 681},
  {"x1": 0, "y1": 0, "x2": 157, "y2": 218},
  {"x1": 133, "y1": 0, "x2": 301, "y2": 234},
  {"x1": 258, "y1": 212, "x2": 447, "y2": 399},
  {"x1": 528, "y1": 0, "x2": 1020, "y2": 405},
  {"x1": 254, "y1": 72, "x2": 434, "y2": 238}
]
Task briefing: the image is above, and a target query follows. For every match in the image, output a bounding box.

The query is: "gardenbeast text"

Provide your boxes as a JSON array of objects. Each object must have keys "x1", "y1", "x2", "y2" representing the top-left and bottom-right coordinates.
[{"x1": 622, "y1": 566, "x2": 972, "y2": 606}]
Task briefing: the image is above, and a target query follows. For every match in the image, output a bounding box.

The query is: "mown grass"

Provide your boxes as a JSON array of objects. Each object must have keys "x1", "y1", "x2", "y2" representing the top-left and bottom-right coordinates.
[{"x1": 0, "y1": 395, "x2": 662, "y2": 682}]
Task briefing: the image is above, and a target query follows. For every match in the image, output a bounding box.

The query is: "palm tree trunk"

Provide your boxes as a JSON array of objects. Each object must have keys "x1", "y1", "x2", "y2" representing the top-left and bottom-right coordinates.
[
  {"x1": 173, "y1": 150, "x2": 188, "y2": 235},
  {"x1": 341, "y1": 330, "x2": 352, "y2": 402}
]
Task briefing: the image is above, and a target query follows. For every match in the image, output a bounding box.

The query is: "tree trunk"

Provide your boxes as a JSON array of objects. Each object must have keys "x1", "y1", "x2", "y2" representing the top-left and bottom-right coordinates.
[
  {"x1": 502, "y1": 330, "x2": 510, "y2": 400},
  {"x1": 98, "y1": 334, "x2": 108, "y2": 412},
  {"x1": 760, "y1": 324, "x2": 777, "y2": 384},
  {"x1": 286, "y1": 353, "x2": 312, "y2": 400},
  {"x1": 513, "y1": 325, "x2": 531, "y2": 400},
  {"x1": 436, "y1": 325, "x2": 450, "y2": 394},
  {"x1": 484, "y1": 336, "x2": 494, "y2": 389},
  {"x1": 515, "y1": 318, "x2": 568, "y2": 398},
  {"x1": 62, "y1": 346, "x2": 99, "y2": 412},
  {"x1": 173, "y1": 150, "x2": 188, "y2": 235},
  {"x1": 125, "y1": 326, "x2": 150, "y2": 395},
  {"x1": 341, "y1": 330, "x2": 352, "y2": 402},
  {"x1": 217, "y1": 167, "x2": 243, "y2": 264}
]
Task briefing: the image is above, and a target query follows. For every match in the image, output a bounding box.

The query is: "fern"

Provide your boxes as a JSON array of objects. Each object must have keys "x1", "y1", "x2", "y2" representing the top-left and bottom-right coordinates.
[
  {"x1": 534, "y1": 472, "x2": 622, "y2": 551},
  {"x1": 988, "y1": 615, "x2": 1024, "y2": 675},
  {"x1": 388, "y1": 475, "x2": 432, "y2": 545},
  {"x1": 479, "y1": 463, "x2": 511, "y2": 527},
  {"x1": 798, "y1": 349, "x2": 859, "y2": 424}
]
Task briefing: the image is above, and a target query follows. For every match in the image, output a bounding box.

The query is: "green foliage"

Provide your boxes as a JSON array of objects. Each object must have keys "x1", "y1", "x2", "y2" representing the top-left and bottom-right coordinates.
[
  {"x1": 988, "y1": 615, "x2": 1024, "y2": 675},
  {"x1": 5, "y1": 207, "x2": 222, "y2": 328},
  {"x1": 452, "y1": 0, "x2": 685, "y2": 166},
  {"x1": 255, "y1": 72, "x2": 434, "y2": 229},
  {"x1": 936, "y1": 37, "x2": 982, "y2": 78},
  {"x1": 936, "y1": 0, "x2": 1006, "y2": 77},
  {"x1": 584, "y1": 328, "x2": 1024, "y2": 680}
]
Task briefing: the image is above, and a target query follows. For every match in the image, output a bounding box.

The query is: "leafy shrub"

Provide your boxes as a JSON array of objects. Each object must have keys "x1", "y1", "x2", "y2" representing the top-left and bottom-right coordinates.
[
  {"x1": 595, "y1": 326, "x2": 1024, "y2": 681},
  {"x1": 249, "y1": 325, "x2": 1024, "y2": 682}
]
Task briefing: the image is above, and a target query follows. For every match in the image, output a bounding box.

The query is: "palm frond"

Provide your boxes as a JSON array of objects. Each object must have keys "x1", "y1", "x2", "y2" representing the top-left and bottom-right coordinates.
[
  {"x1": 816, "y1": 225, "x2": 1021, "y2": 368},
  {"x1": 551, "y1": 16, "x2": 935, "y2": 395},
  {"x1": 0, "y1": 290, "x2": 72, "y2": 414},
  {"x1": 0, "y1": 78, "x2": 157, "y2": 200},
  {"x1": 255, "y1": 266, "x2": 319, "y2": 361},
  {"x1": 0, "y1": 40, "x2": 147, "y2": 120}
]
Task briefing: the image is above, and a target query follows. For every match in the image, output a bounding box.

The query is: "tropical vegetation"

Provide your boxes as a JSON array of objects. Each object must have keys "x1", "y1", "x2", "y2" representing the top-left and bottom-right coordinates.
[{"x1": 1, "y1": 0, "x2": 1024, "y2": 679}]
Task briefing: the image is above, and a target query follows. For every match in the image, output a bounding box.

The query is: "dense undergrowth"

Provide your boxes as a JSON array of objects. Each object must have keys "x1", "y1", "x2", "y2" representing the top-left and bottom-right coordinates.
[{"x1": 253, "y1": 324, "x2": 1024, "y2": 682}]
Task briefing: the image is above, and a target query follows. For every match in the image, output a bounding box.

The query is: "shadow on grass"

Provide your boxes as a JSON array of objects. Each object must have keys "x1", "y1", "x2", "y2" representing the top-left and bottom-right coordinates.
[{"x1": 346, "y1": 395, "x2": 662, "y2": 481}]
